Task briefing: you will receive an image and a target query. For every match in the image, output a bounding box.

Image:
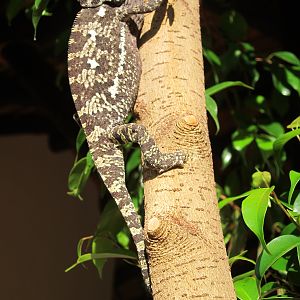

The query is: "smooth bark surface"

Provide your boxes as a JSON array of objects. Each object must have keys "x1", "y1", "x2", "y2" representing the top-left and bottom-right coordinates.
[{"x1": 135, "y1": 0, "x2": 236, "y2": 298}]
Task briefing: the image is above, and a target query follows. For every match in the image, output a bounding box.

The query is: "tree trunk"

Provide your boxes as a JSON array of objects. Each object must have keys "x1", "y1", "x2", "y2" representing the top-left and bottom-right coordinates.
[{"x1": 135, "y1": 0, "x2": 236, "y2": 298}]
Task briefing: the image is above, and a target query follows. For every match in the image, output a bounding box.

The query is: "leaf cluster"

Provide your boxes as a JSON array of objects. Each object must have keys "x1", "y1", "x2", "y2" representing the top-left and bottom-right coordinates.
[{"x1": 203, "y1": 4, "x2": 300, "y2": 299}]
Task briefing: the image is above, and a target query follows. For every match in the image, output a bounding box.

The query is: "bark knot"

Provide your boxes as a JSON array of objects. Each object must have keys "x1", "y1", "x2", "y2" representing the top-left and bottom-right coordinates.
[
  {"x1": 147, "y1": 217, "x2": 167, "y2": 241},
  {"x1": 173, "y1": 114, "x2": 211, "y2": 158},
  {"x1": 182, "y1": 115, "x2": 199, "y2": 127}
]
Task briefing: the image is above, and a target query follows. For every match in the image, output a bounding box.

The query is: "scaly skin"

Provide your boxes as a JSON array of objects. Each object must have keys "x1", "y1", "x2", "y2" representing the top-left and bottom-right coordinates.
[{"x1": 68, "y1": 0, "x2": 186, "y2": 291}]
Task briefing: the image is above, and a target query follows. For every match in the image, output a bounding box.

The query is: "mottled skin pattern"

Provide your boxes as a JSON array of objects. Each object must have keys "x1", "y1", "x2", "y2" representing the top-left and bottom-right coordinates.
[{"x1": 68, "y1": 0, "x2": 186, "y2": 291}]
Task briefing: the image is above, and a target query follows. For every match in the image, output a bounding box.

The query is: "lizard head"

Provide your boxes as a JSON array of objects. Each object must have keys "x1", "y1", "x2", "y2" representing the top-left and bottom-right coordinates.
[
  {"x1": 77, "y1": 0, "x2": 124, "y2": 7},
  {"x1": 77, "y1": 0, "x2": 104, "y2": 7}
]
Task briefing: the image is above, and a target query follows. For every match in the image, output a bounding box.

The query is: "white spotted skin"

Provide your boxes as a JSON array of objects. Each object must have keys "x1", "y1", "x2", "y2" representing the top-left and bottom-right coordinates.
[
  {"x1": 88, "y1": 29, "x2": 97, "y2": 41},
  {"x1": 87, "y1": 58, "x2": 100, "y2": 69},
  {"x1": 68, "y1": 4, "x2": 146, "y2": 289},
  {"x1": 68, "y1": 0, "x2": 174, "y2": 293},
  {"x1": 107, "y1": 24, "x2": 126, "y2": 99},
  {"x1": 68, "y1": 5, "x2": 141, "y2": 133},
  {"x1": 97, "y1": 6, "x2": 106, "y2": 17}
]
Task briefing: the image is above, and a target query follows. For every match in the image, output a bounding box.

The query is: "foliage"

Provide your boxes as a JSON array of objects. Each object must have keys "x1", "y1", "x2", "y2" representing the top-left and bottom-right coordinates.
[
  {"x1": 203, "y1": 5, "x2": 300, "y2": 299},
  {"x1": 4, "y1": 0, "x2": 300, "y2": 297}
]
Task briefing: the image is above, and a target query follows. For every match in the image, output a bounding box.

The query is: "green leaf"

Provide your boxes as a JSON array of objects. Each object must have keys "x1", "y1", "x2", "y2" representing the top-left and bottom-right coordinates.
[
  {"x1": 65, "y1": 251, "x2": 136, "y2": 273},
  {"x1": 234, "y1": 277, "x2": 259, "y2": 300},
  {"x1": 273, "y1": 128, "x2": 300, "y2": 156},
  {"x1": 203, "y1": 48, "x2": 221, "y2": 83},
  {"x1": 32, "y1": 0, "x2": 50, "y2": 40},
  {"x1": 67, "y1": 153, "x2": 94, "y2": 200},
  {"x1": 92, "y1": 237, "x2": 130, "y2": 277},
  {"x1": 116, "y1": 231, "x2": 130, "y2": 249},
  {"x1": 68, "y1": 158, "x2": 87, "y2": 199},
  {"x1": 293, "y1": 192, "x2": 300, "y2": 214},
  {"x1": 241, "y1": 42, "x2": 255, "y2": 52},
  {"x1": 219, "y1": 190, "x2": 252, "y2": 209},
  {"x1": 233, "y1": 270, "x2": 255, "y2": 282},
  {"x1": 221, "y1": 147, "x2": 233, "y2": 170},
  {"x1": 34, "y1": 0, "x2": 44, "y2": 7},
  {"x1": 259, "y1": 122, "x2": 285, "y2": 138},
  {"x1": 287, "y1": 116, "x2": 300, "y2": 129},
  {"x1": 272, "y1": 68, "x2": 291, "y2": 96},
  {"x1": 281, "y1": 223, "x2": 297, "y2": 235},
  {"x1": 255, "y1": 235, "x2": 300, "y2": 281},
  {"x1": 206, "y1": 95, "x2": 220, "y2": 133},
  {"x1": 232, "y1": 127, "x2": 256, "y2": 152},
  {"x1": 261, "y1": 282, "x2": 279, "y2": 295},
  {"x1": 270, "y1": 51, "x2": 300, "y2": 66},
  {"x1": 92, "y1": 238, "x2": 108, "y2": 277},
  {"x1": 279, "y1": 199, "x2": 293, "y2": 211},
  {"x1": 82, "y1": 251, "x2": 136, "y2": 262},
  {"x1": 256, "y1": 95, "x2": 265, "y2": 105},
  {"x1": 271, "y1": 256, "x2": 289, "y2": 272},
  {"x1": 203, "y1": 48, "x2": 221, "y2": 67},
  {"x1": 76, "y1": 128, "x2": 86, "y2": 153},
  {"x1": 125, "y1": 149, "x2": 141, "y2": 174},
  {"x1": 288, "y1": 170, "x2": 300, "y2": 204},
  {"x1": 206, "y1": 81, "x2": 253, "y2": 96},
  {"x1": 241, "y1": 187, "x2": 274, "y2": 253},
  {"x1": 256, "y1": 136, "x2": 275, "y2": 151},
  {"x1": 285, "y1": 68, "x2": 300, "y2": 95},
  {"x1": 77, "y1": 236, "x2": 92, "y2": 258},
  {"x1": 229, "y1": 251, "x2": 255, "y2": 266},
  {"x1": 95, "y1": 200, "x2": 124, "y2": 236},
  {"x1": 256, "y1": 136, "x2": 275, "y2": 160},
  {"x1": 251, "y1": 171, "x2": 271, "y2": 188}
]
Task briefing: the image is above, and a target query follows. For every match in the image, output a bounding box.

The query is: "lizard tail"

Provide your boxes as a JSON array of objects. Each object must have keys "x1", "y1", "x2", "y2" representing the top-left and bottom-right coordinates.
[{"x1": 90, "y1": 138, "x2": 151, "y2": 291}]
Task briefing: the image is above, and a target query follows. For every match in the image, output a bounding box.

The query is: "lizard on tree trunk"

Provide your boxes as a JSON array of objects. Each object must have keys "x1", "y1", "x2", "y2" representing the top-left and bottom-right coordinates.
[{"x1": 68, "y1": 0, "x2": 186, "y2": 291}]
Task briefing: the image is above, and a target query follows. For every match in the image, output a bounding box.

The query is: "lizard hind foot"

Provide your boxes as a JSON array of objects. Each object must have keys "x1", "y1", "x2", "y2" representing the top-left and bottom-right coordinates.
[
  {"x1": 109, "y1": 123, "x2": 187, "y2": 174},
  {"x1": 157, "y1": 150, "x2": 187, "y2": 174},
  {"x1": 145, "y1": 149, "x2": 187, "y2": 174}
]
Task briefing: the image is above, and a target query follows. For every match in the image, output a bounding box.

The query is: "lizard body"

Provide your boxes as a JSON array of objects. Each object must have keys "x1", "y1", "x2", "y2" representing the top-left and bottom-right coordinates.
[{"x1": 68, "y1": 0, "x2": 186, "y2": 290}]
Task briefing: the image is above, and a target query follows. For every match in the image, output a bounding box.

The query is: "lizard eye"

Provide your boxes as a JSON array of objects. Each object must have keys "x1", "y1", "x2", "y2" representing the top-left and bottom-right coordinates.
[{"x1": 78, "y1": 0, "x2": 104, "y2": 7}]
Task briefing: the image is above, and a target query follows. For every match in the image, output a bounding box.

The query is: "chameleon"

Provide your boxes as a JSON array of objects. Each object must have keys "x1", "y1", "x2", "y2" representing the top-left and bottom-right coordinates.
[{"x1": 68, "y1": 0, "x2": 186, "y2": 291}]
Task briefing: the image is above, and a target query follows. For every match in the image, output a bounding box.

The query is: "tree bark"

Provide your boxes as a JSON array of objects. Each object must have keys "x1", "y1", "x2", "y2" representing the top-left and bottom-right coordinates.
[{"x1": 135, "y1": 0, "x2": 236, "y2": 298}]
